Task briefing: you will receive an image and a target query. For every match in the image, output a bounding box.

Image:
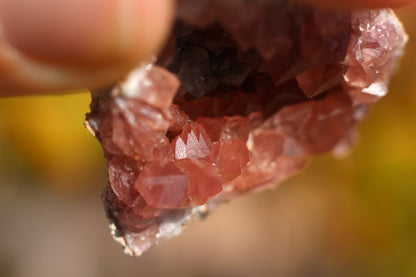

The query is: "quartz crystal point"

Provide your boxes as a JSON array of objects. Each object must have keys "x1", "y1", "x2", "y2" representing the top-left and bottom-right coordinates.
[{"x1": 85, "y1": 0, "x2": 407, "y2": 256}]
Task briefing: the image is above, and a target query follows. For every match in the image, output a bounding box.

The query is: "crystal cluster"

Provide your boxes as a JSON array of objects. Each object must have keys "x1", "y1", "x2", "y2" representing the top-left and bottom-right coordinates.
[{"x1": 85, "y1": 0, "x2": 407, "y2": 256}]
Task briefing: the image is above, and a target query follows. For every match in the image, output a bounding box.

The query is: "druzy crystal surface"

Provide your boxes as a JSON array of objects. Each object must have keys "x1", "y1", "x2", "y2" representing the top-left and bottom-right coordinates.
[{"x1": 85, "y1": 0, "x2": 407, "y2": 256}]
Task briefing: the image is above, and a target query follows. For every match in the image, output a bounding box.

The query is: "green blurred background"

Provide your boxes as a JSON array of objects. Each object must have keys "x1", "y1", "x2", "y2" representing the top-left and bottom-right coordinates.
[{"x1": 1, "y1": 6, "x2": 416, "y2": 277}]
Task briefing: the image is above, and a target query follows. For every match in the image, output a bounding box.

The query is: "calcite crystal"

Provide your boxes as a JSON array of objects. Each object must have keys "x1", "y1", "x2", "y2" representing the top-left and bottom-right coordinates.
[{"x1": 85, "y1": 0, "x2": 407, "y2": 256}]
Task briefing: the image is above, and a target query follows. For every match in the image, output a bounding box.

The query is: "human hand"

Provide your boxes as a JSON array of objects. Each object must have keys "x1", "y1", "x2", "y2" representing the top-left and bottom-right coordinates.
[
  {"x1": 0, "y1": 0, "x2": 413, "y2": 97},
  {"x1": 0, "y1": 0, "x2": 174, "y2": 96}
]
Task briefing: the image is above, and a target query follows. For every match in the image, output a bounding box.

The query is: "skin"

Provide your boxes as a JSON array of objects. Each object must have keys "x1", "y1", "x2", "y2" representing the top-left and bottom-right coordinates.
[{"x1": 0, "y1": 0, "x2": 414, "y2": 97}]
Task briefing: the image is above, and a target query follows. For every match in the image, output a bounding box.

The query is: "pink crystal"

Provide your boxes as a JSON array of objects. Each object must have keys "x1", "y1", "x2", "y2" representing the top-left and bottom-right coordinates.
[
  {"x1": 107, "y1": 156, "x2": 139, "y2": 206},
  {"x1": 172, "y1": 122, "x2": 212, "y2": 160},
  {"x1": 177, "y1": 158, "x2": 222, "y2": 205},
  {"x1": 210, "y1": 138, "x2": 250, "y2": 182},
  {"x1": 135, "y1": 160, "x2": 188, "y2": 209},
  {"x1": 85, "y1": 0, "x2": 407, "y2": 256}
]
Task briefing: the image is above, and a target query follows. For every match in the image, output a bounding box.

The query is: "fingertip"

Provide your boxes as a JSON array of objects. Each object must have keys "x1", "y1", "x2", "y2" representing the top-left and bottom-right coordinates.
[
  {"x1": 111, "y1": 0, "x2": 176, "y2": 68},
  {"x1": 0, "y1": 0, "x2": 175, "y2": 95}
]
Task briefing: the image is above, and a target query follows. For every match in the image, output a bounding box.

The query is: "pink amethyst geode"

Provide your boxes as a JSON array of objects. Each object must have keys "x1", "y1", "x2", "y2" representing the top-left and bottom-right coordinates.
[{"x1": 85, "y1": 0, "x2": 407, "y2": 256}]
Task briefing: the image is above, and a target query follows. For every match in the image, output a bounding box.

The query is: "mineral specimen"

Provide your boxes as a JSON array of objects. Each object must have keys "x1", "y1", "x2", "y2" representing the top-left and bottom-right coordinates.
[{"x1": 85, "y1": 0, "x2": 407, "y2": 256}]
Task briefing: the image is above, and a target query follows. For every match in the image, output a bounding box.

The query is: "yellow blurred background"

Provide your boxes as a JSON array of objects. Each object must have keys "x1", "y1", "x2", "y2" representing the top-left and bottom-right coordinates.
[{"x1": 1, "y1": 6, "x2": 416, "y2": 277}]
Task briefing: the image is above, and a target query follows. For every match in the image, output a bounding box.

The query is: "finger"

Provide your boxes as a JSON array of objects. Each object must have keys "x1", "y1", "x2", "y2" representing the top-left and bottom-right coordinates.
[
  {"x1": 293, "y1": 0, "x2": 416, "y2": 9},
  {"x1": 0, "y1": 0, "x2": 174, "y2": 96}
]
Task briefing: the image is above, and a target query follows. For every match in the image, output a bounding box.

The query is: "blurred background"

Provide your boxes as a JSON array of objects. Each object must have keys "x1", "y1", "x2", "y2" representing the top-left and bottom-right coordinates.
[{"x1": 1, "y1": 5, "x2": 416, "y2": 277}]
